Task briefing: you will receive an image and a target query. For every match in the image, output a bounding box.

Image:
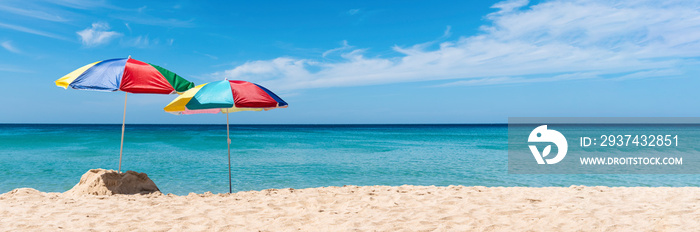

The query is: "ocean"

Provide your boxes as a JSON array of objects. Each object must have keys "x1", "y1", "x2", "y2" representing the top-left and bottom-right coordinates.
[{"x1": 0, "y1": 124, "x2": 697, "y2": 195}]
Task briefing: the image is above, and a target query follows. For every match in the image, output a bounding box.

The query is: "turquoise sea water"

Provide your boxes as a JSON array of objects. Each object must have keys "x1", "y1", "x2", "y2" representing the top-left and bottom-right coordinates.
[{"x1": 0, "y1": 124, "x2": 697, "y2": 195}]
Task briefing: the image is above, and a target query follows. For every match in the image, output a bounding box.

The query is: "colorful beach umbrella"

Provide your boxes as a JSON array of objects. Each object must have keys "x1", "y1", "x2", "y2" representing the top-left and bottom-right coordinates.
[
  {"x1": 55, "y1": 57, "x2": 195, "y2": 172},
  {"x1": 164, "y1": 80, "x2": 288, "y2": 193}
]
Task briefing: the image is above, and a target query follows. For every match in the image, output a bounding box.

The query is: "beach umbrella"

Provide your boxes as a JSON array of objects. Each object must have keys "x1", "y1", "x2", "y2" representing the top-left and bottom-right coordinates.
[
  {"x1": 55, "y1": 57, "x2": 196, "y2": 172},
  {"x1": 163, "y1": 80, "x2": 288, "y2": 193}
]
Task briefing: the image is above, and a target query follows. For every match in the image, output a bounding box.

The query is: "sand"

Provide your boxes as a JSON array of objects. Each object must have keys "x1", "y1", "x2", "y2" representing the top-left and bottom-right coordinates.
[{"x1": 1, "y1": 185, "x2": 699, "y2": 231}]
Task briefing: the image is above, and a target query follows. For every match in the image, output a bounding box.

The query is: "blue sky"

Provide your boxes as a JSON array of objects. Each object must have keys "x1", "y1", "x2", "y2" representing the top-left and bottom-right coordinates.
[{"x1": 1, "y1": 0, "x2": 699, "y2": 124}]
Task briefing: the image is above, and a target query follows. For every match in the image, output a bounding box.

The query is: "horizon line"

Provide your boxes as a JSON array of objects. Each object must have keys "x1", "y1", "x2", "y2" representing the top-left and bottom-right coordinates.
[{"x1": 0, "y1": 123, "x2": 507, "y2": 126}]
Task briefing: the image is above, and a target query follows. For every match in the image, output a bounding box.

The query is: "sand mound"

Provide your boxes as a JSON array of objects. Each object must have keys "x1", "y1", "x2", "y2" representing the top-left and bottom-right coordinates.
[
  {"x1": 0, "y1": 188, "x2": 43, "y2": 199},
  {"x1": 3, "y1": 188, "x2": 42, "y2": 195},
  {"x1": 64, "y1": 169, "x2": 161, "y2": 196}
]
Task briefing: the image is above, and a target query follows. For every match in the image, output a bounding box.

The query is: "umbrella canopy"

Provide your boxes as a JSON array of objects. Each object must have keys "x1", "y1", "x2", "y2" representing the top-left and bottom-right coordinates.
[
  {"x1": 55, "y1": 57, "x2": 194, "y2": 94},
  {"x1": 164, "y1": 80, "x2": 287, "y2": 114},
  {"x1": 163, "y1": 80, "x2": 287, "y2": 193},
  {"x1": 55, "y1": 57, "x2": 196, "y2": 173}
]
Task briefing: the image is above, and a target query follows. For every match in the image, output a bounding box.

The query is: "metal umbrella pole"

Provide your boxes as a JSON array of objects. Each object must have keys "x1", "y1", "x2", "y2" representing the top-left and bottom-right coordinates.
[
  {"x1": 227, "y1": 113, "x2": 232, "y2": 193},
  {"x1": 118, "y1": 92, "x2": 127, "y2": 173}
]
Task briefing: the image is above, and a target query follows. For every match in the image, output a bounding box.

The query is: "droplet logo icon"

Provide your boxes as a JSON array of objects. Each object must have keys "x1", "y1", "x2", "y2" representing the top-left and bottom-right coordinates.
[{"x1": 528, "y1": 125, "x2": 568, "y2": 164}]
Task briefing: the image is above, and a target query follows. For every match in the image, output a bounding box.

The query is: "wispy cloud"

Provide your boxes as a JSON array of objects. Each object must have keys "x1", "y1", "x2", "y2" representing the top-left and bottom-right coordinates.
[
  {"x1": 0, "y1": 64, "x2": 33, "y2": 73},
  {"x1": 612, "y1": 69, "x2": 684, "y2": 81},
  {"x1": 77, "y1": 22, "x2": 122, "y2": 47},
  {"x1": 436, "y1": 72, "x2": 598, "y2": 87},
  {"x1": 0, "y1": 5, "x2": 69, "y2": 22},
  {"x1": 137, "y1": 6, "x2": 147, "y2": 13},
  {"x1": 442, "y1": 25, "x2": 452, "y2": 38},
  {"x1": 0, "y1": 22, "x2": 70, "y2": 41},
  {"x1": 322, "y1": 40, "x2": 353, "y2": 58},
  {"x1": 210, "y1": 0, "x2": 700, "y2": 90},
  {"x1": 392, "y1": 25, "x2": 453, "y2": 54},
  {"x1": 47, "y1": 0, "x2": 119, "y2": 10},
  {"x1": 1, "y1": 41, "x2": 22, "y2": 54},
  {"x1": 347, "y1": 9, "x2": 360, "y2": 15},
  {"x1": 121, "y1": 35, "x2": 158, "y2": 48},
  {"x1": 113, "y1": 7, "x2": 195, "y2": 28},
  {"x1": 114, "y1": 15, "x2": 194, "y2": 27},
  {"x1": 491, "y1": 0, "x2": 529, "y2": 14},
  {"x1": 124, "y1": 23, "x2": 132, "y2": 33},
  {"x1": 194, "y1": 51, "x2": 218, "y2": 60}
]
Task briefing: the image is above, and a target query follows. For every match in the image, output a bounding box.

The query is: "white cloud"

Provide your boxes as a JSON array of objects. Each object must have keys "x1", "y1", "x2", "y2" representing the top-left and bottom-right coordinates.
[
  {"x1": 1, "y1": 41, "x2": 22, "y2": 54},
  {"x1": 211, "y1": 0, "x2": 700, "y2": 90},
  {"x1": 77, "y1": 22, "x2": 122, "y2": 47},
  {"x1": 211, "y1": 57, "x2": 314, "y2": 82},
  {"x1": 347, "y1": 9, "x2": 360, "y2": 15}
]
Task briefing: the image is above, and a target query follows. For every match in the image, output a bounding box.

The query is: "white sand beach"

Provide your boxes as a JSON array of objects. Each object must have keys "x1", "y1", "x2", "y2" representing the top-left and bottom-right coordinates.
[{"x1": 1, "y1": 185, "x2": 699, "y2": 231}]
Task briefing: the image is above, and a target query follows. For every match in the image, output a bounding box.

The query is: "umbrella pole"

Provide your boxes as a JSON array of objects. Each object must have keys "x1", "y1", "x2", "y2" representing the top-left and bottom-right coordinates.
[
  {"x1": 118, "y1": 92, "x2": 127, "y2": 173},
  {"x1": 227, "y1": 113, "x2": 232, "y2": 193}
]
